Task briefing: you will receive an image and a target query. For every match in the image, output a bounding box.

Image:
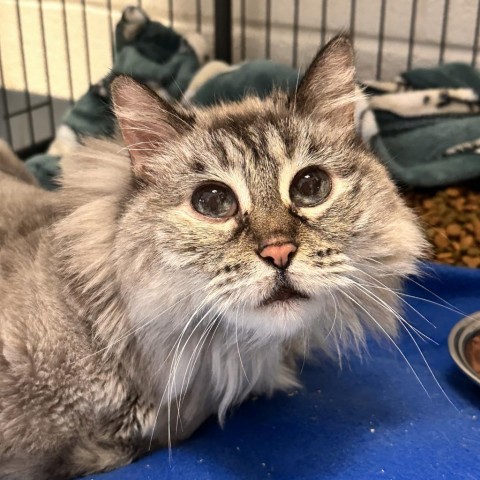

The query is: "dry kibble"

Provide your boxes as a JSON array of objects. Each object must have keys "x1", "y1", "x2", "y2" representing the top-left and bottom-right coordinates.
[
  {"x1": 460, "y1": 235, "x2": 474, "y2": 250},
  {"x1": 446, "y1": 224, "x2": 462, "y2": 236},
  {"x1": 422, "y1": 199, "x2": 434, "y2": 209},
  {"x1": 444, "y1": 212, "x2": 457, "y2": 224},
  {"x1": 433, "y1": 232, "x2": 449, "y2": 249},
  {"x1": 426, "y1": 215, "x2": 441, "y2": 226},
  {"x1": 467, "y1": 247, "x2": 479, "y2": 256},
  {"x1": 452, "y1": 199, "x2": 465, "y2": 212},
  {"x1": 475, "y1": 223, "x2": 480, "y2": 243},
  {"x1": 462, "y1": 256, "x2": 480, "y2": 268},
  {"x1": 403, "y1": 185, "x2": 480, "y2": 268},
  {"x1": 452, "y1": 241, "x2": 461, "y2": 252},
  {"x1": 446, "y1": 188, "x2": 461, "y2": 198}
]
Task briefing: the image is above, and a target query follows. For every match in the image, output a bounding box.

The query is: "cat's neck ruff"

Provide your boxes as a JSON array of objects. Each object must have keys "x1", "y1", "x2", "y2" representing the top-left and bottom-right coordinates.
[{"x1": 127, "y1": 289, "x2": 301, "y2": 422}]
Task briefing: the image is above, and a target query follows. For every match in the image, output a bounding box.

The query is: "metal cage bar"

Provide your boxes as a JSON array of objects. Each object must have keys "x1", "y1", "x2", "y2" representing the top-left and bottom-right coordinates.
[
  {"x1": 215, "y1": 0, "x2": 232, "y2": 63},
  {"x1": 320, "y1": 0, "x2": 328, "y2": 47},
  {"x1": 472, "y1": 1, "x2": 480, "y2": 67},
  {"x1": 107, "y1": 0, "x2": 115, "y2": 63},
  {"x1": 0, "y1": 44, "x2": 13, "y2": 145},
  {"x1": 61, "y1": 0, "x2": 75, "y2": 106},
  {"x1": 80, "y1": 0, "x2": 93, "y2": 85},
  {"x1": 2, "y1": 0, "x2": 480, "y2": 155},
  {"x1": 38, "y1": 0, "x2": 55, "y2": 140},
  {"x1": 376, "y1": 0, "x2": 387, "y2": 80},
  {"x1": 240, "y1": 0, "x2": 246, "y2": 60},
  {"x1": 196, "y1": 0, "x2": 202, "y2": 33},
  {"x1": 439, "y1": 0, "x2": 450, "y2": 64},
  {"x1": 14, "y1": 0, "x2": 35, "y2": 146},
  {"x1": 168, "y1": 0, "x2": 174, "y2": 26},
  {"x1": 292, "y1": 0, "x2": 300, "y2": 67},
  {"x1": 265, "y1": 0, "x2": 271, "y2": 59},
  {"x1": 407, "y1": 0, "x2": 418, "y2": 71},
  {"x1": 350, "y1": 0, "x2": 357, "y2": 46}
]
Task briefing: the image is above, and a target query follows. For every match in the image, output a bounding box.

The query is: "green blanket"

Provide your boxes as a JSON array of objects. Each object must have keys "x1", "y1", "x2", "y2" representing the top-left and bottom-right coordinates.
[
  {"x1": 26, "y1": 6, "x2": 204, "y2": 189},
  {"x1": 23, "y1": 6, "x2": 480, "y2": 189}
]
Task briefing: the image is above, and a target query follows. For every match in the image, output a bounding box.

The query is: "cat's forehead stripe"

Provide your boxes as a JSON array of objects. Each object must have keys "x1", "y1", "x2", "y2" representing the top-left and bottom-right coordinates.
[{"x1": 192, "y1": 102, "x2": 366, "y2": 215}]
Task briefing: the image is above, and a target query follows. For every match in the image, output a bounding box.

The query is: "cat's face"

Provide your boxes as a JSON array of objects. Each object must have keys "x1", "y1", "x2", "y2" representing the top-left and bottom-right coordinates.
[{"x1": 112, "y1": 36, "x2": 425, "y2": 346}]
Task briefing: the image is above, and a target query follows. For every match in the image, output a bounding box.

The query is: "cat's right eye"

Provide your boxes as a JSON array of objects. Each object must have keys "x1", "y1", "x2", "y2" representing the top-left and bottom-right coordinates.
[{"x1": 191, "y1": 183, "x2": 238, "y2": 219}]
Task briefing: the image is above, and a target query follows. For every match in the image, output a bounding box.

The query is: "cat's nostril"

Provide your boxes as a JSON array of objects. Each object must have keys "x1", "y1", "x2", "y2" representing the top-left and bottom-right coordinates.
[{"x1": 259, "y1": 242, "x2": 297, "y2": 269}]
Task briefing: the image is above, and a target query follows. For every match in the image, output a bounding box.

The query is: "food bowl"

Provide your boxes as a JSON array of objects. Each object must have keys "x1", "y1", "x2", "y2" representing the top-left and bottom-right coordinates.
[{"x1": 448, "y1": 311, "x2": 480, "y2": 387}]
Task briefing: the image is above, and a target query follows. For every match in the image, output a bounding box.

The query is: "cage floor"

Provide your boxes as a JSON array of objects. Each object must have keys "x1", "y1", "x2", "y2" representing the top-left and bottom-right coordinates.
[{"x1": 90, "y1": 262, "x2": 480, "y2": 480}]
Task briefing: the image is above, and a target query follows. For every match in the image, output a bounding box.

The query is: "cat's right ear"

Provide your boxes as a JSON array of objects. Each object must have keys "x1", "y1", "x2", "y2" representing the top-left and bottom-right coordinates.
[{"x1": 111, "y1": 76, "x2": 192, "y2": 180}]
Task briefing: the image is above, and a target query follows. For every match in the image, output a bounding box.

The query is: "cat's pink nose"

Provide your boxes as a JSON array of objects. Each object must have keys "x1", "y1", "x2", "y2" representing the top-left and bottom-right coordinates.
[{"x1": 259, "y1": 242, "x2": 297, "y2": 269}]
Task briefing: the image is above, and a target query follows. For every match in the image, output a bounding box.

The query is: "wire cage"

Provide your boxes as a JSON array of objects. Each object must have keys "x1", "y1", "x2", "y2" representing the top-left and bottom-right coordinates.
[{"x1": 1, "y1": 0, "x2": 480, "y2": 157}]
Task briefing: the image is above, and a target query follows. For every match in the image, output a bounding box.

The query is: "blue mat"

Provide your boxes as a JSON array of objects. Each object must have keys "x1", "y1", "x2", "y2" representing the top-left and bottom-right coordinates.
[{"x1": 90, "y1": 263, "x2": 480, "y2": 480}]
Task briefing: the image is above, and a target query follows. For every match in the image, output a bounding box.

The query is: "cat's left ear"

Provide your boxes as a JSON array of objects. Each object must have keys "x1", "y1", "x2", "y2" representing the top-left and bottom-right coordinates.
[{"x1": 294, "y1": 35, "x2": 356, "y2": 131}]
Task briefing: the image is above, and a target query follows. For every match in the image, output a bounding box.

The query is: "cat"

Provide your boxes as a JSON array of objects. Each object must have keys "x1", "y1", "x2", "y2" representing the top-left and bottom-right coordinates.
[{"x1": 0, "y1": 36, "x2": 425, "y2": 479}]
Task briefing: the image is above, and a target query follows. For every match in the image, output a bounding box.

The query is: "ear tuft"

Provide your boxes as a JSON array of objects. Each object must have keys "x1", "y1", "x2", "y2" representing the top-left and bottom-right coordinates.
[
  {"x1": 294, "y1": 35, "x2": 356, "y2": 130},
  {"x1": 111, "y1": 76, "x2": 190, "y2": 179}
]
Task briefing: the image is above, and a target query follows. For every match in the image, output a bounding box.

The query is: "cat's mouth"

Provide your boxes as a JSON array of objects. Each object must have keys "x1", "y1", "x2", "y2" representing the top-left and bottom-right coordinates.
[{"x1": 260, "y1": 284, "x2": 309, "y2": 307}]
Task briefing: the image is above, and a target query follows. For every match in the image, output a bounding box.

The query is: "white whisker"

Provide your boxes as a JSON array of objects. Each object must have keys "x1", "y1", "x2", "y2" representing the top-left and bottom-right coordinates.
[{"x1": 339, "y1": 289, "x2": 430, "y2": 396}]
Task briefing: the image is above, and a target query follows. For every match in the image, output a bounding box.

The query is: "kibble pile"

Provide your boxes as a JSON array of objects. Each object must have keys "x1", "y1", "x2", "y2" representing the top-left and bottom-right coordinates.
[{"x1": 405, "y1": 187, "x2": 480, "y2": 268}]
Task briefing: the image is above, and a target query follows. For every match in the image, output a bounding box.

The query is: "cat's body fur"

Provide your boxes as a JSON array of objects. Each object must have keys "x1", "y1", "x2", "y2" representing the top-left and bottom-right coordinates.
[
  {"x1": 0, "y1": 38, "x2": 425, "y2": 479},
  {"x1": 0, "y1": 139, "x2": 300, "y2": 479}
]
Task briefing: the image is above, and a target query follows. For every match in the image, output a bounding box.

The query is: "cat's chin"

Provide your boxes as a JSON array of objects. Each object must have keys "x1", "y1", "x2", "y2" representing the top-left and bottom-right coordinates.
[
  {"x1": 219, "y1": 277, "x2": 317, "y2": 338},
  {"x1": 259, "y1": 285, "x2": 309, "y2": 307},
  {"x1": 235, "y1": 295, "x2": 316, "y2": 340}
]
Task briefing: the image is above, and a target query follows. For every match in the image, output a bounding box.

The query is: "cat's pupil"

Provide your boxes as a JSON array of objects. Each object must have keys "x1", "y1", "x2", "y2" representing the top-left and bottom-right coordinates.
[
  {"x1": 290, "y1": 167, "x2": 331, "y2": 207},
  {"x1": 192, "y1": 183, "x2": 238, "y2": 218},
  {"x1": 297, "y1": 173, "x2": 321, "y2": 197},
  {"x1": 203, "y1": 190, "x2": 225, "y2": 212}
]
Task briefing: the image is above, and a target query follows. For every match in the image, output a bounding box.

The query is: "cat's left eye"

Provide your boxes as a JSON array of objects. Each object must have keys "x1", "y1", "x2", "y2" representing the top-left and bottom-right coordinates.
[
  {"x1": 191, "y1": 183, "x2": 238, "y2": 219},
  {"x1": 289, "y1": 167, "x2": 332, "y2": 208}
]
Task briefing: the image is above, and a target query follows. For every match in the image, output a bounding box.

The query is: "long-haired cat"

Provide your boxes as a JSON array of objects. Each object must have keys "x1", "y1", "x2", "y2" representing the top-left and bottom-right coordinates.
[{"x1": 0, "y1": 36, "x2": 425, "y2": 479}]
